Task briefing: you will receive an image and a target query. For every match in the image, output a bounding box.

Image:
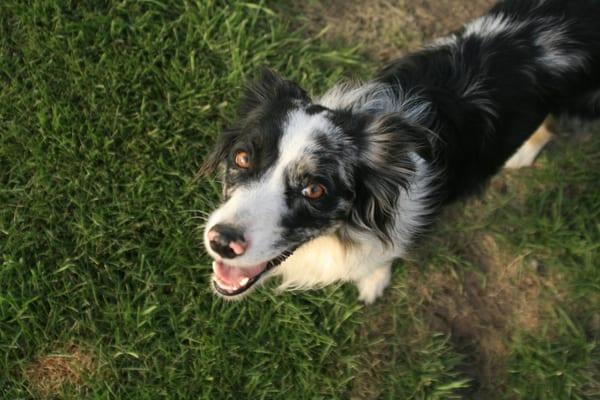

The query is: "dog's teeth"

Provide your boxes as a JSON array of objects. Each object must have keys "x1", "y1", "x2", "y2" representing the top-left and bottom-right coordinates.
[{"x1": 239, "y1": 277, "x2": 249, "y2": 287}]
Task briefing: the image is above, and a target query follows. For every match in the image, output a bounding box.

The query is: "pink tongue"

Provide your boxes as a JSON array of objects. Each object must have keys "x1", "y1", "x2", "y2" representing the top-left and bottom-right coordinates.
[{"x1": 213, "y1": 261, "x2": 266, "y2": 286}]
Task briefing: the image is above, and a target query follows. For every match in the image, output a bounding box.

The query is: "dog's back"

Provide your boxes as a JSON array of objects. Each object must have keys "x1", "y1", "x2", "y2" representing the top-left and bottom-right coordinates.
[{"x1": 377, "y1": 0, "x2": 600, "y2": 201}]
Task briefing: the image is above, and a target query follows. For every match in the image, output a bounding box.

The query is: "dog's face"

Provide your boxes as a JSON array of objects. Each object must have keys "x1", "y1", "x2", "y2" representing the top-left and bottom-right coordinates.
[{"x1": 202, "y1": 69, "x2": 427, "y2": 298}]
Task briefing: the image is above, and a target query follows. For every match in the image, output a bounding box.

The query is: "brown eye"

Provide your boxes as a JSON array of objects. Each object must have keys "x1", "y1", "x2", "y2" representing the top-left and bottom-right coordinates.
[
  {"x1": 302, "y1": 183, "x2": 326, "y2": 200},
  {"x1": 234, "y1": 151, "x2": 251, "y2": 169}
]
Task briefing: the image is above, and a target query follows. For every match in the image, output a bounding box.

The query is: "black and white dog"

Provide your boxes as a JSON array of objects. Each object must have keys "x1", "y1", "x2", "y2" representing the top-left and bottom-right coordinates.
[{"x1": 202, "y1": 0, "x2": 600, "y2": 303}]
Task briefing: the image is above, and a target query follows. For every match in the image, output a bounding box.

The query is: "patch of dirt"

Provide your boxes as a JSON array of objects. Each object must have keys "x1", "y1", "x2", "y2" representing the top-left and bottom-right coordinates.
[
  {"x1": 23, "y1": 344, "x2": 96, "y2": 398},
  {"x1": 349, "y1": 300, "x2": 398, "y2": 400},
  {"x1": 348, "y1": 289, "x2": 434, "y2": 400},
  {"x1": 294, "y1": 0, "x2": 496, "y2": 61},
  {"x1": 408, "y1": 223, "x2": 565, "y2": 396},
  {"x1": 349, "y1": 226, "x2": 566, "y2": 398}
]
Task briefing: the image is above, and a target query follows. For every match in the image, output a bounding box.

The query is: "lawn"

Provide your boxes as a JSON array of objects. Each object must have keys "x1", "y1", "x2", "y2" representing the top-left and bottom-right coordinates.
[{"x1": 1, "y1": 1, "x2": 598, "y2": 399}]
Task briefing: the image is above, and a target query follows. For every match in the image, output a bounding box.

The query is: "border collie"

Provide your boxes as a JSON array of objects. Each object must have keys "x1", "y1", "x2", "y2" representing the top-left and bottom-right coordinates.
[{"x1": 202, "y1": 0, "x2": 600, "y2": 303}]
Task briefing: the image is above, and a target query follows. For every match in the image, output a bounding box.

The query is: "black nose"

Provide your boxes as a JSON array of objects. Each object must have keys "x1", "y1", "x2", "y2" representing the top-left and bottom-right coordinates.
[{"x1": 207, "y1": 224, "x2": 246, "y2": 259}]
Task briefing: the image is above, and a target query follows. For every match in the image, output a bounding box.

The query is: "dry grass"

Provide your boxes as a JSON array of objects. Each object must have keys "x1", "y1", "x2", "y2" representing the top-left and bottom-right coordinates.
[
  {"x1": 293, "y1": 0, "x2": 495, "y2": 61},
  {"x1": 350, "y1": 301, "x2": 399, "y2": 400},
  {"x1": 23, "y1": 344, "x2": 96, "y2": 398},
  {"x1": 350, "y1": 231, "x2": 559, "y2": 398},
  {"x1": 412, "y1": 234, "x2": 544, "y2": 388}
]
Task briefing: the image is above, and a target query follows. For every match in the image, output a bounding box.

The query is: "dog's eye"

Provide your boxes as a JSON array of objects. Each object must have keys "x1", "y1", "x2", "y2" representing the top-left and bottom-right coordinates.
[
  {"x1": 234, "y1": 151, "x2": 251, "y2": 169},
  {"x1": 302, "y1": 183, "x2": 326, "y2": 200}
]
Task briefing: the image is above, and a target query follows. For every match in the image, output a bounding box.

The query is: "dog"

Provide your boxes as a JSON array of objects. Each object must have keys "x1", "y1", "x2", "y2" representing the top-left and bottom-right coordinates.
[{"x1": 201, "y1": 0, "x2": 600, "y2": 303}]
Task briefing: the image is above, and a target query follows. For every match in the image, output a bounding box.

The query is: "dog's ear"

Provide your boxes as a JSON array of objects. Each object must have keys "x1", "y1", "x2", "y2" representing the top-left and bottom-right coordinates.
[
  {"x1": 200, "y1": 69, "x2": 309, "y2": 176},
  {"x1": 199, "y1": 127, "x2": 239, "y2": 176},
  {"x1": 349, "y1": 114, "x2": 431, "y2": 243},
  {"x1": 239, "y1": 67, "x2": 309, "y2": 116}
]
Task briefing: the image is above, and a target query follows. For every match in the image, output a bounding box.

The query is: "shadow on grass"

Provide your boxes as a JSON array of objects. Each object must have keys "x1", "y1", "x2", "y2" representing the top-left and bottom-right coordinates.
[{"x1": 352, "y1": 130, "x2": 600, "y2": 399}]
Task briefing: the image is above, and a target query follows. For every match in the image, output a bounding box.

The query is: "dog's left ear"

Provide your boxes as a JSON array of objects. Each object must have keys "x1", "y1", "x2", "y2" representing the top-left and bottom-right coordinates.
[
  {"x1": 200, "y1": 68, "x2": 309, "y2": 176},
  {"x1": 349, "y1": 114, "x2": 431, "y2": 243},
  {"x1": 238, "y1": 67, "x2": 310, "y2": 117},
  {"x1": 199, "y1": 126, "x2": 239, "y2": 177}
]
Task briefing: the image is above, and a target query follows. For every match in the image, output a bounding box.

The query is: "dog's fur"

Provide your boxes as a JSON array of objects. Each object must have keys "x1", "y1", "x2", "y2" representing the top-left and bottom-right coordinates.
[{"x1": 202, "y1": 0, "x2": 600, "y2": 303}]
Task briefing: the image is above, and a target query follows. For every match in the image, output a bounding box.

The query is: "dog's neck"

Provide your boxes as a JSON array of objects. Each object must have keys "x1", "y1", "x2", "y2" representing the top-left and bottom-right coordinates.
[{"x1": 319, "y1": 81, "x2": 433, "y2": 125}]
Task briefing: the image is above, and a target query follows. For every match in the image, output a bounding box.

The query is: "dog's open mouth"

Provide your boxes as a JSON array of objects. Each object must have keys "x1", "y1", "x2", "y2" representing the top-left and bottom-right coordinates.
[{"x1": 212, "y1": 251, "x2": 293, "y2": 296}]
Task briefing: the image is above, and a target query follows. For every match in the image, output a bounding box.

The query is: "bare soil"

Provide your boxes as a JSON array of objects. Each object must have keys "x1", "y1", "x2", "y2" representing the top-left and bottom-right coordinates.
[{"x1": 294, "y1": 0, "x2": 496, "y2": 61}]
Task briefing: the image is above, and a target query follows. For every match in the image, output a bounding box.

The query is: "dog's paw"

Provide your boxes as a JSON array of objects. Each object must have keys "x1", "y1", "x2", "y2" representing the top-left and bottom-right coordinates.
[{"x1": 356, "y1": 265, "x2": 392, "y2": 304}]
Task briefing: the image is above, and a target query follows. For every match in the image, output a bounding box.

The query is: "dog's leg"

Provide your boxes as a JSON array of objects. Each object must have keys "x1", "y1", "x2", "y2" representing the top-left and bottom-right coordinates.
[
  {"x1": 504, "y1": 117, "x2": 554, "y2": 169},
  {"x1": 355, "y1": 262, "x2": 392, "y2": 304}
]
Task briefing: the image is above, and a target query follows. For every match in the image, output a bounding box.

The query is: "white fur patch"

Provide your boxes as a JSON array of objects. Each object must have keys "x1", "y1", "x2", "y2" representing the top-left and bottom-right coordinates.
[
  {"x1": 319, "y1": 82, "x2": 399, "y2": 113},
  {"x1": 276, "y1": 109, "x2": 333, "y2": 170},
  {"x1": 356, "y1": 265, "x2": 392, "y2": 304},
  {"x1": 464, "y1": 12, "x2": 588, "y2": 79},
  {"x1": 535, "y1": 24, "x2": 588, "y2": 74},
  {"x1": 464, "y1": 13, "x2": 524, "y2": 40},
  {"x1": 319, "y1": 82, "x2": 432, "y2": 126},
  {"x1": 428, "y1": 34, "x2": 458, "y2": 48}
]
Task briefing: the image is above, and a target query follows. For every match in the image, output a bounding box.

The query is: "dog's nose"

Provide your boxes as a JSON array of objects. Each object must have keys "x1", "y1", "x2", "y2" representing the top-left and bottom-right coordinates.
[{"x1": 207, "y1": 224, "x2": 247, "y2": 259}]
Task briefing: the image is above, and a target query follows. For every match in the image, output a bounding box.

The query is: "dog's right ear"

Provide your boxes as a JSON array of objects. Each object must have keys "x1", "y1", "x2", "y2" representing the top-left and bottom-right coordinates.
[{"x1": 347, "y1": 113, "x2": 432, "y2": 243}]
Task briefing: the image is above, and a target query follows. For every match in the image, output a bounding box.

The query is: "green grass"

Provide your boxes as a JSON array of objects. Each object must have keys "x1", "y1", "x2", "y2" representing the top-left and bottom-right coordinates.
[{"x1": 1, "y1": 1, "x2": 598, "y2": 398}]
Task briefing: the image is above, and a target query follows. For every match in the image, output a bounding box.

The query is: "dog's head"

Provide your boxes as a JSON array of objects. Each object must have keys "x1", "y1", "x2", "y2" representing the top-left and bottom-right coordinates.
[{"x1": 202, "y1": 69, "x2": 429, "y2": 298}]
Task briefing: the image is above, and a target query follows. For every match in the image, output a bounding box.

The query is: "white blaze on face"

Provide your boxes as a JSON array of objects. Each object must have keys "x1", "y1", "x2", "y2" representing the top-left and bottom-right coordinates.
[{"x1": 204, "y1": 108, "x2": 334, "y2": 267}]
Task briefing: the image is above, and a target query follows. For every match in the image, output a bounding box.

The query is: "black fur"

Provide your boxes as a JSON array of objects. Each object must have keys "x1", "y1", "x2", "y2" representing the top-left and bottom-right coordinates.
[
  {"x1": 377, "y1": 0, "x2": 600, "y2": 202},
  {"x1": 205, "y1": 0, "x2": 600, "y2": 248}
]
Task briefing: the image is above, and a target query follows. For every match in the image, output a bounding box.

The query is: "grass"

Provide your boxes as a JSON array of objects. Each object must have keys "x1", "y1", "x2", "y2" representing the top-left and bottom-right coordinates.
[{"x1": 0, "y1": 0, "x2": 598, "y2": 398}]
